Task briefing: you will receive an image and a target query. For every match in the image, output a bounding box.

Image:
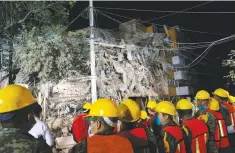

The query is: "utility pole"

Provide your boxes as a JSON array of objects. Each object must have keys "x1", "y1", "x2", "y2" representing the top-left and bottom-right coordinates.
[{"x1": 89, "y1": 0, "x2": 97, "y2": 103}]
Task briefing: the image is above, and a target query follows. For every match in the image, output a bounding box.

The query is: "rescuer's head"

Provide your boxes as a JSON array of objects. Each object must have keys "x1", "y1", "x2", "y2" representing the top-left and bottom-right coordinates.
[
  {"x1": 85, "y1": 98, "x2": 119, "y2": 136},
  {"x1": 208, "y1": 98, "x2": 220, "y2": 111},
  {"x1": 140, "y1": 110, "x2": 148, "y2": 121},
  {"x1": 213, "y1": 88, "x2": 229, "y2": 103},
  {"x1": 229, "y1": 96, "x2": 235, "y2": 105},
  {"x1": 118, "y1": 99, "x2": 141, "y2": 130},
  {"x1": 32, "y1": 103, "x2": 42, "y2": 118},
  {"x1": 155, "y1": 101, "x2": 176, "y2": 126},
  {"x1": 195, "y1": 90, "x2": 210, "y2": 111},
  {"x1": 0, "y1": 85, "x2": 37, "y2": 131},
  {"x1": 146, "y1": 100, "x2": 157, "y2": 115},
  {"x1": 176, "y1": 99, "x2": 193, "y2": 121}
]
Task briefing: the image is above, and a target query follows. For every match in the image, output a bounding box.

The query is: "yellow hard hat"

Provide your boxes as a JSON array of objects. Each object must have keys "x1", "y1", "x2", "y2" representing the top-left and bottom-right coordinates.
[
  {"x1": 155, "y1": 101, "x2": 176, "y2": 116},
  {"x1": 83, "y1": 102, "x2": 92, "y2": 110},
  {"x1": 0, "y1": 85, "x2": 36, "y2": 113},
  {"x1": 195, "y1": 90, "x2": 210, "y2": 100},
  {"x1": 140, "y1": 110, "x2": 148, "y2": 120},
  {"x1": 118, "y1": 99, "x2": 141, "y2": 122},
  {"x1": 176, "y1": 99, "x2": 193, "y2": 110},
  {"x1": 87, "y1": 98, "x2": 119, "y2": 117},
  {"x1": 146, "y1": 101, "x2": 157, "y2": 109},
  {"x1": 229, "y1": 96, "x2": 235, "y2": 103},
  {"x1": 208, "y1": 98, "x2": 220, "y2": 111},
  {"x1": 213, "y1": 88, "x2": 229, "y2": 98}
]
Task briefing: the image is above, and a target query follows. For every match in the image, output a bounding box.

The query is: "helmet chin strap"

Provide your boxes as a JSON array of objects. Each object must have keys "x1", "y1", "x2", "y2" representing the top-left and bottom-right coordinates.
[
  {"x1": 83, "y1": 109, "x2": 89, "y2": 113},
  {"x1": 103, "y1": 117, "x2": 117, "y2": 127},
  {"x1": 192, "y1": 104, "x2": 196, "y2": 117}
]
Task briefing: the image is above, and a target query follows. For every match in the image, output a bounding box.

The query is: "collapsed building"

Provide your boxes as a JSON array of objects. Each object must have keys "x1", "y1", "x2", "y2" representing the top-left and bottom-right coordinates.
[
  {"x1": 0, "y1": 20, "x2": 197, "y2": 152},
  {"x1": 39, "y1": 20, "x2": 189, "y2": 139}
]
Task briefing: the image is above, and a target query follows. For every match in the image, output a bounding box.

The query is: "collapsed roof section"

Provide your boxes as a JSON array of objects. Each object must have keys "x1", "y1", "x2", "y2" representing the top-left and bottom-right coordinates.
[{"x1": 39, "y1": 24, "x2": 169, "y2": 103}]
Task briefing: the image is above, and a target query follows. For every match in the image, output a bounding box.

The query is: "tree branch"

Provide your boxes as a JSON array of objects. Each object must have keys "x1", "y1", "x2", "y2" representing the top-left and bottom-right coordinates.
[{"x1": 2, "y1": 2, "x2": 61, "y2": 32}]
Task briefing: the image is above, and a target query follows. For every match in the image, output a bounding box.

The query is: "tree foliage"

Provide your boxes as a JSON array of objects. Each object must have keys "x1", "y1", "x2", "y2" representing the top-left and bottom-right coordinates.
[
  {"x1": 13, "y1": 26, "x2": 90, "y2": 83},
  {"x1": 0, "y1": 1, "x2": 72, "y2": 37},
  {"x1": 223, "y1": 50, "x2": 235, "y2": 80}
]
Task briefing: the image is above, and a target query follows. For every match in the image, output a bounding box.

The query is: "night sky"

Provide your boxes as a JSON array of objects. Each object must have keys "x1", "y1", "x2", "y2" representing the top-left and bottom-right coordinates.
[{"x1": 69, "y1": 1, "x2": 235, "y2": 94}]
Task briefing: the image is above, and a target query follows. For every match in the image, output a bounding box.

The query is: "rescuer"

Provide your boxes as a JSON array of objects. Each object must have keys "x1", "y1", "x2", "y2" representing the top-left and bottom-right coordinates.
[
  {"x1": 71, "y1": 102, "x2": 91, "y2": 142},
  {"x1": 228, "y1": 95, "x2": 235, "y2": 106},
  {"x1": 228, "y1": 95, "x2": 235, "y2": 148},
  {"x1": 205, "y1": 98, "x2": 233, "y2": 153},
  {"x1": 213, "y1": 88, "x2": 235, "y2": 150},
  {"x1": 146, "y1": 100, "x2": 165, "y2": 152},
  {"x1": 136, "y1": 110, "x2": 150, "y2": 128},
  {"x1": 146, "y1": 100, "x2": 157, "y2": 129},
  {"x1": 155, "y1": 101, "x2": 188, "y2": 153},
  {"x1": 70, "y1": 98, "x2": 134, "y2": 153},
  {"x1": 0, "y1": 85, "x2": 52, "y2": 153},
  {"x1": 29, "y1": 103, "x2": 53, "y2": 146},
  {"x1": 176, "y1": 99, "x2": 209, "y2": 153},
  {"x1": 117, "y1": 99, "x2": 157, "y2": 153},
  {"x1": 213, "y1": 88, "x2": 235, "y2": 132},
  {"x1": 194, "y1": 90, "x2": 219, "y2": 153}
]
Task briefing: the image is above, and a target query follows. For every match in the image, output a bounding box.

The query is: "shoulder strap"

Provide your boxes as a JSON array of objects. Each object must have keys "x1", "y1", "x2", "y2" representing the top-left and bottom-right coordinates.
[
  {"x1": 163, "y1": 126, "x2": 183, "y2": 142},
  {"x1": 182, "y1": 127, "x2": 192, "y2": 153}
]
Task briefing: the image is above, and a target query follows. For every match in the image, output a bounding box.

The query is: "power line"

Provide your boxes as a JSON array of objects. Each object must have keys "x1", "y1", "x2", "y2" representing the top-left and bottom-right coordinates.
[
  {"x1": 180, "y1": 49, "x2": 220, "y2": 65},
  {"x1": 187, "y1": 72, "x2": 213, "y2": 75},
  {"x1": 173, "y1": 35, "x2": 235, "y2": 68},
  {"x1": 96, "y1": 9, "x2": 122, "y2": 24},
  {"x1": 146, "y1": 1, "x2": 213, "y2": 22},
  {"x1": 61, "y1": 7, "x2": 88, "y2": 31},
  {"x1": 177, "y1": 42, "x2": 212, "y2": 45},
  {"x1": 95, "y1": 9, "x2": 230, "y2": 36},
  {"x1": 179, "y1": 35, "x2": 235, "y2": 68},
  {"x1": 96, "y1": 6, "x2": 235, "y2": 14},
  {"x1": 186, "y1": 36, "x2": 235, "y2": 68}
]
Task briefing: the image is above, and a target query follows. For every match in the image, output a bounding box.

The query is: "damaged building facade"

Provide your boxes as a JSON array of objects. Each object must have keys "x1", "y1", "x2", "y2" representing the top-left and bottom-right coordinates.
[
  {"x1": 43, "y1": 20, "x2": 193, "y2": 105},
  {"x1": 0, "y1": 20, "x2": 196, "y2": 147},
  {"x1": 42, "y1": 20, "x2": 195, "y2": 139}
]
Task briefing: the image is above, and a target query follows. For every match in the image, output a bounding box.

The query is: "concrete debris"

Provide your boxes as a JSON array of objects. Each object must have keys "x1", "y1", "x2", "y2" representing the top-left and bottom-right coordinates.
[
  {"x1": 11, "y1": 28, "x2": 170, "y2": 152},
  {"x1": 55, "y1": 136, "x2": 76, "y2": 153},
  {"x1": 61, "y1": 127, "x2": 69, "y2": 137},
  {"x1": 48, "y1": 118, "x2": 63, "y2": 130}
]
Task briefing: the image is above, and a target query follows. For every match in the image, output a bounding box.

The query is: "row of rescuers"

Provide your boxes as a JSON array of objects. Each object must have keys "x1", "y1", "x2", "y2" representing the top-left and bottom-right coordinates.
[{"x1": 1, "y1": 84, "x2": 235, "y2": 153}]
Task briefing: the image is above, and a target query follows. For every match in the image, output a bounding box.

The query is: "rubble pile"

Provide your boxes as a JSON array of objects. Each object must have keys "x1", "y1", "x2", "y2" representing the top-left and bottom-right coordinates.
[
  {"x1": 39, "y1": 29, "x2": 168, "y2": 139},
  {"x1": 13, "y1": 28, "x2": 170, "y2": 146},
  {"x1": 96, "y1": 43, "x2": 169, "y2": 102}
]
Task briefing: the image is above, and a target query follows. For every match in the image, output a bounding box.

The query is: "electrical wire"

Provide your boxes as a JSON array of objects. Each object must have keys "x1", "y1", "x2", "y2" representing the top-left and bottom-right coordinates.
[
  {"x1": 95, "y1": 9, "x2": 230, "y2": 36},
  {"x1": 186, "y1": 72, "x2": 213, "y2": 75},
  {"x1": 96, "y1": 9, "x2": 122, "y2": 24},
  {"x1": 187, "y1": 36, "x2": 235, "y2": 67},
  {"x1": 192, "y1": 35, "x2": 235, "y2": 63},
  {"x1": 180, "y1": 49, "x2": 220, "y2": 64},
  {"x1": 146, "y1": 1, "x2": 213, "y2": 22},
  {"x1": 95, "y1": 7, "x2": 235, "y2": 14},
  {"x1": 177, "y1": 35, "x2": 235, "y2": 68},
  {"x1": 172, "y1": 37, "x2": 234, "y2": 68},
  {"x1": 176, "y1": 41, "x2": 212, "y2": 45},
  {"x1": 61, "y1": 7, "x2": 88, "y2": 31}
]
